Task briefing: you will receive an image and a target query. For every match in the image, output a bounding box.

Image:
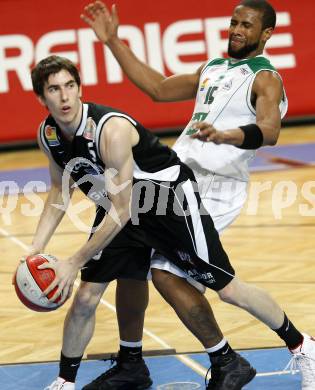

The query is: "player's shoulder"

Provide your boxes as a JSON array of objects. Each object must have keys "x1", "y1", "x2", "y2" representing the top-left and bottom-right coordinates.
[
  {"x1": 85, "y1": 102, "x2": 139, "y2": 126},
  {"x1": 40, "y1": 113, "x2": 54, "y2": 126},
  {"x1": 38, "y1": 115, "x2": 56, "y2": 140},
  {"x1": 246, "y1": 56, "x2": 277, "y2": 73},
  {"x1": 37, "y1": 118, "x2": 53, "y2": 154},
  {"x1": 86, "y1": 102, "x2": 123, "y2": 117},
  {"x1": 253, "y1": 71, "x2": 283, "y2": 99}
]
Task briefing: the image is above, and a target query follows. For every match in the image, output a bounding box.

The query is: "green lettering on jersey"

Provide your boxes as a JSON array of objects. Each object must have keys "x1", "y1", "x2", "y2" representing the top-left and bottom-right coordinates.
[{"x1": 186, "y1": 112, "x2": 208, "y2": 135}]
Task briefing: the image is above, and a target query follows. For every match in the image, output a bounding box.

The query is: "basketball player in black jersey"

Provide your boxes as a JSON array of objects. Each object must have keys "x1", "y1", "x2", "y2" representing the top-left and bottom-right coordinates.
[{"x1": 27, "y1": 55, "x2": 256, "y2": 390}]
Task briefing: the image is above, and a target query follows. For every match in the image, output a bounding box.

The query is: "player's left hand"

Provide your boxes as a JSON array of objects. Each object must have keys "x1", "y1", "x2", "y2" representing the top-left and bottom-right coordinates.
[
  {"x1": 190, "y1": 122, "x2": 224, "y2": 144},
  {"x1": 19, "y1": 245, "x2": 42, "y2": 264},
  {"x1": 39, "y1": 259, "x2": 79, "y2": 303}
]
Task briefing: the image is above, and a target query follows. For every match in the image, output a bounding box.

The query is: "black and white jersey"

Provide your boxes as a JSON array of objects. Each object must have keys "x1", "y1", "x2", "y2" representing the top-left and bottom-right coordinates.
[
  {"x1": 39, "y1": 102, "x2": 234, "y2": 291},
  {"x1": 39, "y1": 102, "x2": 181, "y2": 200}
]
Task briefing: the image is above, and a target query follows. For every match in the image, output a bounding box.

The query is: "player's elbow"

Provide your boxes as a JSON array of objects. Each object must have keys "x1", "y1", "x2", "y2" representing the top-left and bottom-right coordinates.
[
  {"x1": 265, "y1": 136, "x2": 278, "y2": 146},
  {"x1": 118, "y1": 207, "x2": 131, "y2": 225},
  {"x1": 151, "y1": 94, "x2": 162, "y2": 102},
  {"x1": 149, "y1": 87, "x2": 166, "y2": 102},
  {"x1": 262, "y1": 126, "x2": 280, "y2": 146},
  {"x1": 149, "y1": 81, "x2": 170, "y2": 102},
  {"x1": 266, "y1": 131, "x2": 280, "y2": 146}
]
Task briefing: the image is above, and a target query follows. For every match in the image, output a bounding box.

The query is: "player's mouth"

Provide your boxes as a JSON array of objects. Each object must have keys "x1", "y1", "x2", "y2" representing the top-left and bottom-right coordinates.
[
  {"x1": 61, "y1": 106, "x2": 71, "y2": 114},
  {"x1": 230, "y1": 36, "x2": 245, "y2": 47}
]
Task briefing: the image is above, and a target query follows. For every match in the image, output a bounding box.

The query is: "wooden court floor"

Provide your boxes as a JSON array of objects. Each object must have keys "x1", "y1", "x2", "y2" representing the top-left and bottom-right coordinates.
[{"x1": 0, "y1": 125, "x2": 315, "y2": 365}]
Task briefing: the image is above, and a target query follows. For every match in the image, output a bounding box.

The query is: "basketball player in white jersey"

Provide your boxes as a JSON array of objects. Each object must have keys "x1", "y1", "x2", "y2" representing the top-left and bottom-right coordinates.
[{"x1": 78, "y1": 1, "x2": 315, "y2": 389}]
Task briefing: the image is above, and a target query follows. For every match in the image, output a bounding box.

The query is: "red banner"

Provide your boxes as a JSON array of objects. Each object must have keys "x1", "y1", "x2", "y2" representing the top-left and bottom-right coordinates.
[{"x1": 1, "y1": 0, "x2": 314, "y2": 143}]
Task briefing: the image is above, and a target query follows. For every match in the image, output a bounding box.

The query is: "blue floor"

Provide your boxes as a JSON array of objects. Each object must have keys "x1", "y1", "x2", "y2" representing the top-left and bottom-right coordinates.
[
  {"x1": 251, "y1": 143, "x2": 315, "y2": 171},
  {"x1": 0, "y1": 348, "x2": 301, "y2": 390}
]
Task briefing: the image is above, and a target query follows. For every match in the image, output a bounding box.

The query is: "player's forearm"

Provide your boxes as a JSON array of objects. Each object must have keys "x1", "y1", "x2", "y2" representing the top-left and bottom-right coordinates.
[
  {"x1": 219, "y1": 128, "x2": 245, "y2": 146},
  {"x1": 69, "y1": 205, "x2": 130, "y2": 268},
  {"x1": 220, "y1": 123, "x2": 279, "y2": 148},
  {"x1": 107, "y1": 37, "x2": 166, "y2": 101},
  {"x1": 31, "y1": 185, "x2": 71, "y2": 251}
]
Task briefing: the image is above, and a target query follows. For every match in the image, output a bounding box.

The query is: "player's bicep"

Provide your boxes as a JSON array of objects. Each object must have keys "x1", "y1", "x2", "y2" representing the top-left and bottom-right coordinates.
[
  {"x1": 105, "y1": 155, "x2": 133, "y2": 210},
  {"x1": 254, "y1": 72, "x2": 283, "y2": 144},
  {"x1": 100, "y1": 120, "x2": 134, "y2": 209},
  {"x1": 159, "y1": 73, "x2": 200, "y2": 101},
  {"x1": 157, "y1": 64, "x2": 203, "y2": 101},
  {"x1": 254, "y1": 72, "x2": 282, "y2": 120}
]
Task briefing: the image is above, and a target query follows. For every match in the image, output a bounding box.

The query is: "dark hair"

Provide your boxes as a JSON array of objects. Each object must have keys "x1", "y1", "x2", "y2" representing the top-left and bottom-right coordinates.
[
  {"x1": 31, "y1": 55, "x2": 81, "y2": 97},
  {"x1": 239, "y1": 0, "x2": 276, "y2": 29}
]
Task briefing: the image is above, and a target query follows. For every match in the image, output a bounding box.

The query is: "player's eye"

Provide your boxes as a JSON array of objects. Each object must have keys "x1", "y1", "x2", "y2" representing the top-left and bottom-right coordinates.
[{"x1": 48, "y1": 86, "x2": 58, "y2": 93}]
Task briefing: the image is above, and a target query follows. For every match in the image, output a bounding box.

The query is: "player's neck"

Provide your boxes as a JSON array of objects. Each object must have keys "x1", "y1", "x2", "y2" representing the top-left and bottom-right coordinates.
[
  {"x1": 229, "y1": 46, "x2": 264, "y2": 62},
  {"x1": 56, "y1": 102, "x2": 83, "y2": 141},
  {"x1": 229, "y1": 51, "x2": 263, "y2": 63}
]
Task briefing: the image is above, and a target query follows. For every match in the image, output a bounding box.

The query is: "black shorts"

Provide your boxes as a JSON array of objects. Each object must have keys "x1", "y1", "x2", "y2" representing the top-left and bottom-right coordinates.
[
  {"x1": 81, "y1": 210, "x2": 151, "y2": 283},
  {"x1": 81, "y1": 164, "x2": 235, "y2": 290}
]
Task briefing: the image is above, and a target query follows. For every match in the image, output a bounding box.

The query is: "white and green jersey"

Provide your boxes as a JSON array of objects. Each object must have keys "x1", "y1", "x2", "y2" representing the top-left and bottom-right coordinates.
[{"x1": 174, "y1": 55, "x2": 288, "y2": 182}]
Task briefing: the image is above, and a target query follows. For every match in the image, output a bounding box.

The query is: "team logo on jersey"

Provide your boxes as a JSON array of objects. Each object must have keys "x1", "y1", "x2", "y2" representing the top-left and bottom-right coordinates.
[
  {"x1": 214, "y1": 75, "x2": 225, "y2": 83},
  {"x1": 222, "y1": 79, "x2": 233, "y2": 90},
  {"x1": 240, "y1": 67, "x2": 250, "y2": 75},
  {"x1": 44, "y1": 125, "x2": 60, "y2": 146},
  {"x1": 200, "y1": 78, "x2": 210, "y2": 91},
  {"x1": 83, "y1": 117, "x2": 96, "y2": 140}
]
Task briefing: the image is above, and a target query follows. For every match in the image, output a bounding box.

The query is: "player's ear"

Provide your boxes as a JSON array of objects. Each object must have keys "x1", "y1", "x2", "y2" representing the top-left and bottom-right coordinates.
[
  {"x1": 262, "y1": 27, "x2": 273, "y2": 43},
  {"x1": 78, "y1": 85, "x2": 82, "y2": 99},
  {"x1": 38, "y1": 95, "x2": 46, "y2": 107}
]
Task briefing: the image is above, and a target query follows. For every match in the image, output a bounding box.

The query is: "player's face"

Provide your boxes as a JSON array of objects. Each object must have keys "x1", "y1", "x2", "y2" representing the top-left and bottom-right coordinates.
[
  {"x1": 228, "y1": 6, "x2": 269, "y2": 59},
  {"x1": 40, "y1": 69, "x2": 82, "y2": 129}
]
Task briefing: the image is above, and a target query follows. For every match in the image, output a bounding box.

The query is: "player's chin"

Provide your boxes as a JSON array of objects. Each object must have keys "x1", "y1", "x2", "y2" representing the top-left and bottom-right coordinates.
[
  {"x1": 227, "y1": 43, "x2": 245, "y2": 58},
  {"x1": 228, "y1": 48, "x2": 242, "y2": 58}
]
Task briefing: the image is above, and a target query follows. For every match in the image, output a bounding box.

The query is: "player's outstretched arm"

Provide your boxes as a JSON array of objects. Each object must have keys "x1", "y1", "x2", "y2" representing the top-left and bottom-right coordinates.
[{"x1": 81, "y1": 1, "x2": 200, "y2": 102}]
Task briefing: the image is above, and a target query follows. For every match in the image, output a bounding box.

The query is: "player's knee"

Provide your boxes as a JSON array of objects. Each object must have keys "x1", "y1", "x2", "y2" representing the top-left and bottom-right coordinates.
[
  {"x1": 71, "y1": 286, "x2": 101, "y2": 318},
  {"x1": 217, "y1": 278, "x2": 249, "y2": 306},
  {"x1": 217, "y1": 281, "x2": 238, "y2": 304}
]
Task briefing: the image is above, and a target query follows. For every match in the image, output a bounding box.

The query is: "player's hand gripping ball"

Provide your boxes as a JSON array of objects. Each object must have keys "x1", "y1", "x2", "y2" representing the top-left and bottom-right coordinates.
[{"x1": 13, "y1": 254, "x2": 65, "y2": 312}]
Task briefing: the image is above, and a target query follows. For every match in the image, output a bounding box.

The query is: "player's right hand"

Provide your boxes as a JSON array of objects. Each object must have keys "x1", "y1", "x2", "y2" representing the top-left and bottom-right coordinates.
[
  {"x1": 81, "y1": 1, "x2": 119, "y2": 45},
  {"x1": 39, "y1": 258, "x2": 80, "y2": 303}
]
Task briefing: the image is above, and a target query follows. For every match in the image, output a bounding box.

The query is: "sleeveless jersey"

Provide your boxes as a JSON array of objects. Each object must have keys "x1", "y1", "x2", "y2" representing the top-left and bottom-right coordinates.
[
  {"x1": 173, "y1": 55, "x2": 288, "y2": 181},
  {"x1": 39, "y1": 102, "x2": 180, "y2": 203}
]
